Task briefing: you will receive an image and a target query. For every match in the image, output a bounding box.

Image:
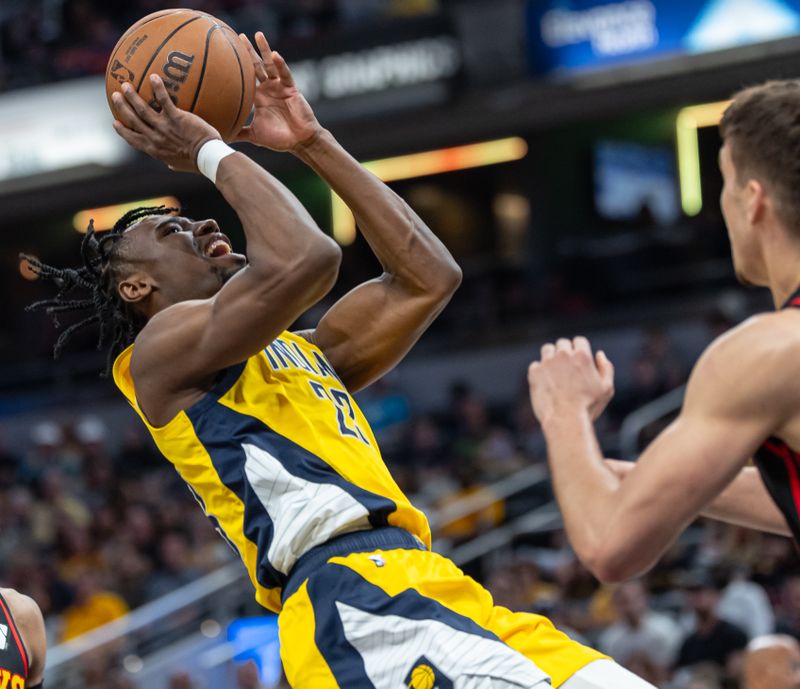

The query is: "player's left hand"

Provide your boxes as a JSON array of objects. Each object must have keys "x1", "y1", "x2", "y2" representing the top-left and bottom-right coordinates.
[
  {"x1": 527, "y1": 337, "x2": 615, "y2": 425},
  {"x1": 232, "y1": 32, "x2": 322, "y2": 152}
]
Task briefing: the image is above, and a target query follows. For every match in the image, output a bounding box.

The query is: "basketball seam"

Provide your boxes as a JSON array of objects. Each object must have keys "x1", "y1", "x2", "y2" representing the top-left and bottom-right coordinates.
[
  {"x1": 135, "y1": 15, "x2": 205, "y2": 92},
  {"x1": 106, "y1": 10, "x2": 184, "y2": 78},
  {"x1": 189, "y1": 24, "x2": 222, "y2": 115},
  {"x1": 219, "y1": 27, "x2": 247, "y2": 136}
]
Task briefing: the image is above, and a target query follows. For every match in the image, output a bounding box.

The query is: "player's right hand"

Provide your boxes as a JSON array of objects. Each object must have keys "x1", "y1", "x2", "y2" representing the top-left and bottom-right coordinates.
[
  {"x1": 232, "y1": 32, "x2": 322, "y2": 152},
  {"x1": 111, "y1": 74, "x2": 221, "y2": 173}
]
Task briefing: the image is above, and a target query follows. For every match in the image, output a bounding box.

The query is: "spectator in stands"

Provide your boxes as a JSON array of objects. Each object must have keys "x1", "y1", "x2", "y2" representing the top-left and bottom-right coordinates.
[
  {"x1": 777, "y1": 576, "x2": 800, "y2": 641},
  {"x1": 60, "y1": 567, "x2": 129, "y2": 641},
  {"x1": 718, "y1": 567, "x2": 775, "y2": 639},
  {"x1": 145, "y1": 529, "x2": 201, "y2": 601},
  {"x1": 435, "y1": 462, "x2": 504, "y2": 544},
  {"x1": 237, "y1": 661, "x2": 265, "y2": 689},
  {"x1": 486, "y1": 559, "x2": 557, "y2": 612},
  {"x1": 169, "y1": 672, "x2": 197, "y2": 689},
  {"x1": 742, "y1": 634, "x2": 800, "y2": 689},
  {"x1": 674, "y1": 570, "x2": 748, "y2": 676},
  {"x1": 597, "y1": 580, "x2": 682, "y2": 684}
]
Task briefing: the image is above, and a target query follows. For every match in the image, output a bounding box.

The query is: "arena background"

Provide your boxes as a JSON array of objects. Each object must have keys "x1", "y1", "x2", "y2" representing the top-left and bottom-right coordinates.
[{"x1": 1, "y1": 0, "x2": 799, "y2": 687}]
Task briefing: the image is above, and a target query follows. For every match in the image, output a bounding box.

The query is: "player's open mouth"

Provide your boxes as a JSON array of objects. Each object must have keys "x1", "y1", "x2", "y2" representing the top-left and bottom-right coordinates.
[{"x1": 204, "y1": 239, "x2": 232, "y2": 258}]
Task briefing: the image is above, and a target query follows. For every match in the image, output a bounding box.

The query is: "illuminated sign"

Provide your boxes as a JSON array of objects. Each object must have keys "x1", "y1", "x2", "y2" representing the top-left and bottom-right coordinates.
[
  {"x1": 291, "y1": 36, "x2": 461, "y2": 102},
  {"x1": 527, "y1": 0, "x2": 800, "y2": 74},
  {"x1": 227, "y1": 616, "x2": 281, "y2": 686},
  {"x1": 0, "y1": 78, "x2": 131, "y2": 187}
]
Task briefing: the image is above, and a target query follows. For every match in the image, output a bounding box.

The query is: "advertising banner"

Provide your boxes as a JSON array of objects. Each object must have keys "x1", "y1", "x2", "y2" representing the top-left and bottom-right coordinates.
[{"x1": 527, "y1": 0, "x2": 800, "y2": 74}]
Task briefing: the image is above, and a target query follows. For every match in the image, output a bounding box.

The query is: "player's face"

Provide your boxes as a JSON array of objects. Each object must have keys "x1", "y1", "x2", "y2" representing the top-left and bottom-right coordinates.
[
  {"x1": 122, "y1": 215, "x2": 247, "y2": 306},
  {"x1": 719, "y1": 142, "x2": 766, "y2": 287}
]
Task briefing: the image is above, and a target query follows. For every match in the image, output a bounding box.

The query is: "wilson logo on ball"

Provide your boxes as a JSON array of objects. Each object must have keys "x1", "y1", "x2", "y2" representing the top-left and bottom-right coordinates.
[{"x1": 162, "y1": 51, "x2": 195, "y2": 93}]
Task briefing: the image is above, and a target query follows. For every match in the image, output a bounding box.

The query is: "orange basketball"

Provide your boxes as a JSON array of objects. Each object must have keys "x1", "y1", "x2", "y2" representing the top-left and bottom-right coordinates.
[{"x1": 105, "y1": 9, "x2": 255, "y2": 141}]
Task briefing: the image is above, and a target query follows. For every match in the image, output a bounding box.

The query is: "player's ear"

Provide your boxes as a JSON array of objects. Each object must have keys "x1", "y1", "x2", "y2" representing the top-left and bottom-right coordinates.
[
  {"x1": 118, "y1": 273, "x2": 155, "y2": 303},
  {"x1": 745, "y1": 178, "x2": 767, "y2": 226}
]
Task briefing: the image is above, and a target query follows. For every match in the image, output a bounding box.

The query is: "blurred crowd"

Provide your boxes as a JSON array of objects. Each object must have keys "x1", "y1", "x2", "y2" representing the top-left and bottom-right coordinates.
[
  {"x1": 0, "y1": 416, "x2": 235, "y2": 645},
  {"x1": 0, "y1": 0, "x2": 441, "y2": 93}
]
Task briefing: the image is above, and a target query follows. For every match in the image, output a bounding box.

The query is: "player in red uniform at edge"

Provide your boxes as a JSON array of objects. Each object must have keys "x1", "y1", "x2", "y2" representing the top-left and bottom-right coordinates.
[
  {"x1": 528, "y1": 80, "x2": 800, "y2": 581},
  {"x1": 0, "y1": 589, "x2": 46, "y2": 688}
]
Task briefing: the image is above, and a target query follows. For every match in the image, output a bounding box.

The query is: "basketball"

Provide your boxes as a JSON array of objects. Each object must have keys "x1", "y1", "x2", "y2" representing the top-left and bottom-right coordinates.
[{"x1": 105, "y1": 9, "x2": 255, "y2": 141}]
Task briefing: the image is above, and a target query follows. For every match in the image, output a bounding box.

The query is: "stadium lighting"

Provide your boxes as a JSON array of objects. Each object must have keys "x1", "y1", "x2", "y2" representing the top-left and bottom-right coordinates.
[
  {"x1": 676, "y1": 100, "x2": 731, "y2": 216},
  {"x1": 73, "y1": 196, "x2": 181, "y2": 232},
  {"x1": 331, "y1": 137, "x2": 529, "y2": 245}
]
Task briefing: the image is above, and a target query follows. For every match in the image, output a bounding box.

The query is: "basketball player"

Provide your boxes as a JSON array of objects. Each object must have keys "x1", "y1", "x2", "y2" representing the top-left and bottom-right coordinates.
[
  {"x1": 527, "y1": 80, "x2": 800, "y2": 582},
  {"x1": 27, "y1": 33, "x2": 653, "y2": 689},
  {"x1": 0, "y1": 588, "x2": 46, "y2": 688}
]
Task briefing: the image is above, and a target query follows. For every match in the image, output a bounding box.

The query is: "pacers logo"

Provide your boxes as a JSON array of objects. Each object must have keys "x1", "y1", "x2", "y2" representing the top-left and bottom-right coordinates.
[{"x1": 405, "y1": 656, "x2": 453, "y2": 689}]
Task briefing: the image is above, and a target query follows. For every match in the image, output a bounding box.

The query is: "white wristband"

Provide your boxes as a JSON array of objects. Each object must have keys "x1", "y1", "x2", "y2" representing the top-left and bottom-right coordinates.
[{"x1": 196, "y1": 139, "x2": 235, "y2": 184}]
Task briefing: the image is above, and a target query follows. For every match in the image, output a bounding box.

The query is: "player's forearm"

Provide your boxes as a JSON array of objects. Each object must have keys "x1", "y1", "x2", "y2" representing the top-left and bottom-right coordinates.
[
  {"x1": 216, "y1": 152, "x2": 340, "y2": 276},
  {"x1": 294, "y1": 130, "x2": 461, "y2": 296},
  {"x1": 542, "y1": 410, "x2": 625, "y2": 572},
  {"x1": 701, "y1": 467, "x2": 791, "y2": 536},
  {"x1": 543, "y1": 411, "x2": 680, "y2": 581}
]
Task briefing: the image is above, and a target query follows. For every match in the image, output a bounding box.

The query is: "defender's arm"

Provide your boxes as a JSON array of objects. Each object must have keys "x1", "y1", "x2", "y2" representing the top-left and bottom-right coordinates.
[
  {"x1": 606, "y1": 461, "x2": 791, "y2": 536},
  {"x1": 529, "y1": 317, "x2": 794, "y2": 581},
  {"x1": 700, "y1": 467, "x2": 790, "y2": 535}
]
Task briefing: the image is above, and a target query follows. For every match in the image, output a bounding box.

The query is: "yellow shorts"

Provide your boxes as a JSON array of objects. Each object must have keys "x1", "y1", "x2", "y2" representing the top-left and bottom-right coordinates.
[{"x1": 279, "y1": 534, "x2": 605, "y2": 688}]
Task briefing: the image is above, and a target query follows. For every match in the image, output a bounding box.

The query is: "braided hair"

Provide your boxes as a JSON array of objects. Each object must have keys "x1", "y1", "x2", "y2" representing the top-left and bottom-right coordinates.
[{"x1": 23, "y1": 205, "x2": 178, "y2": 376}]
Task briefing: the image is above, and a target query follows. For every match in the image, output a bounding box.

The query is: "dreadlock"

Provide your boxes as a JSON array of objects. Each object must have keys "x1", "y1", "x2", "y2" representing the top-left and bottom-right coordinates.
[{"x1": 23, "y1": 205, "x2": 178, "y2": 376}]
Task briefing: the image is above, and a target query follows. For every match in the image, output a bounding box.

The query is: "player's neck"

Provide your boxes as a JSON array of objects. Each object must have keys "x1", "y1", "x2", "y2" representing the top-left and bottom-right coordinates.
[{"x1": 763, "y1": 231, "x2": 800, "y2": 308}]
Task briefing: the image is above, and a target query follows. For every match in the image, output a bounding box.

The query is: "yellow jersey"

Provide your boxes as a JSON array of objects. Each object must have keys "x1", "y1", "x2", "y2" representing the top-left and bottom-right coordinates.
[{"x1": 113, "y1": 330, "x2": 430, "y2": 612}]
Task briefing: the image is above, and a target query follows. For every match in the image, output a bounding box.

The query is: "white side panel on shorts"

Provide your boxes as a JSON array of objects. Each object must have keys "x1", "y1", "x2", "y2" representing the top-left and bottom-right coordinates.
[
  {"x1": 336, "y1": 601, "x2": 551, "y2": 689},
  {"x1": 560, "y1": 659, "x2": 657, "y2": 689},
  {"x1": 243, "y1": 443, "x2": 371, "y2": 574}
]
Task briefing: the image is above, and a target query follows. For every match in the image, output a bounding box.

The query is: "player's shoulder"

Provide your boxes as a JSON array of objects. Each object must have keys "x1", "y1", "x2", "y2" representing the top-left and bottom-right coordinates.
[
  {"x1": 702, "y1": 310, "x2": 800, "y2": 364},
  {"x1": 689, "y1": 310, "x2": 800, "y2": 405},
  {"x1": 0, "y1": 589, "x2": 46, "y2": 684},
  {"x1": 0, "y1": 589, "x2": 44, "y2": 628},
  {"x1": 131, "y1": 300, "x2": 211, "y2": 369},
  {"x1": 0, "y1": 588, "x2": 45, "y2": 647}
]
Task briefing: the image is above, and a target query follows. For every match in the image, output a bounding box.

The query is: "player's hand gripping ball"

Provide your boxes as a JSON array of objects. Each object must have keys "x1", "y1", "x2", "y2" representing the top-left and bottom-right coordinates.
[{"x1": 106, "y1": 9, "x2": 255, "y2": 141}]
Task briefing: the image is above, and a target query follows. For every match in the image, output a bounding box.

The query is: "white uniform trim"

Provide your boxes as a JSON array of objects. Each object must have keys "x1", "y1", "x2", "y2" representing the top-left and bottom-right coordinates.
[
  {"x1": 561, "y1": 659, "x2": 657, "y2": 689},
  {"x1": 243, "y1": 443, "x2": 371, "y2": 575},
  {"x1": 335, "y1": 601, "x2": 551, "y2": 688}
]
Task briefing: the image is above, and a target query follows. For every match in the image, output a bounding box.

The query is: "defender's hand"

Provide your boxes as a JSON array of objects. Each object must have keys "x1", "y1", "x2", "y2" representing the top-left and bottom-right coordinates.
[
  {"x1": 111, "y1": 75, "x2": 221, "y2": 172},
  {"x1": 527, "y1": 337, "x2": 615, "y2": 426},
  {"x1": 233, "y1": 32, "x2": 322, "y2": 152}
]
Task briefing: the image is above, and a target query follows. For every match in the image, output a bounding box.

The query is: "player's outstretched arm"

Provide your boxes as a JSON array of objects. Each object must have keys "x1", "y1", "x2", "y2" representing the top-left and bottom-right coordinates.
[
  {"x1": 111, "y1": 76, "x2": 341, "y2": 394},
  {"x1": 698, "y1": 467, "x2": 790, "y2": 535},
  {"x1": 235, "y1": 33, "x2": 462, "y2": 392},
  {"x1": 606, "y1": 461, "x2": 791, "y2": 536},
  {"x1": 528, "y1": 317, "x2": 796, "y2": 582}
]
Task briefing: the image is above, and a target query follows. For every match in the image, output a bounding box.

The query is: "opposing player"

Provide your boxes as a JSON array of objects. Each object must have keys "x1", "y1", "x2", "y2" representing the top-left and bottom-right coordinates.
[
  {"x1": 27, "y1": 32, "x2": 654, "y2": 689},
  {"x1": 0, "y1": 588, "x2": 46, "y2": 688},
  {"x1": 527, "y1": 80, "x2": 800, "y2": 582}
]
